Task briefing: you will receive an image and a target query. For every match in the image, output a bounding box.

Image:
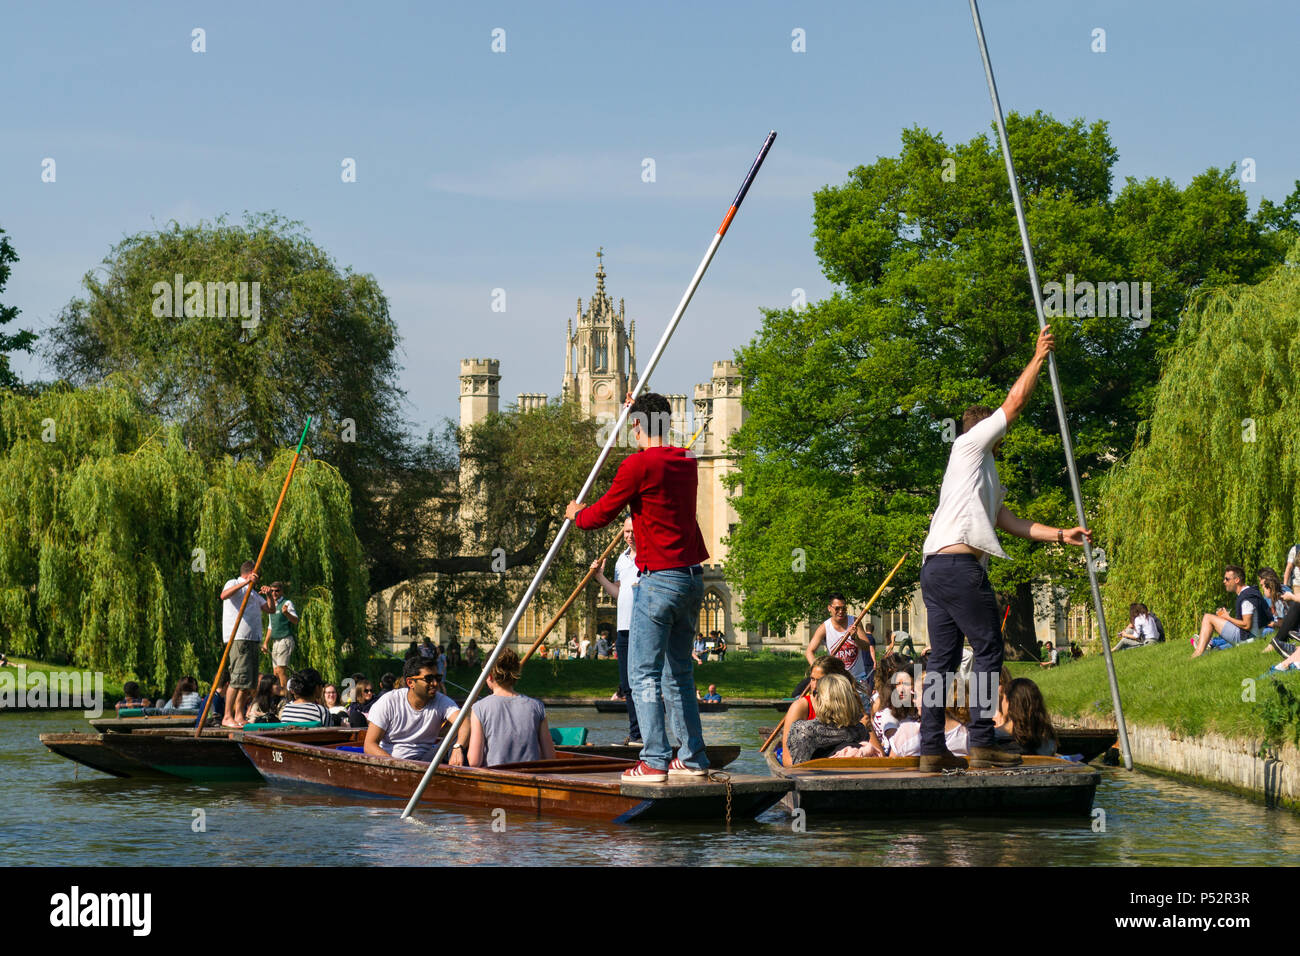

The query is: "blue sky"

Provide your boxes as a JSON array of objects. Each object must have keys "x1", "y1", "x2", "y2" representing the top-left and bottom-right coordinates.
[{"x1": 2, "y1": 0, "x2": 1295, "y2": 435}]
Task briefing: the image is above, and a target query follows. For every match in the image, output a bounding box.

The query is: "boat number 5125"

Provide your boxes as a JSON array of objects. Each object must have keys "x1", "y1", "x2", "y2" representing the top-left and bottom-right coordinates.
[{"x1": 271, "y1": 751, "x2": 283, "y2": 763}]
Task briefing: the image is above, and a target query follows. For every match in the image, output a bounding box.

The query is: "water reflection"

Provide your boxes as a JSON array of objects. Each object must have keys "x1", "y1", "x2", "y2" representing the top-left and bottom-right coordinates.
[{"x1": 7, "y1": 709, "x2": 1300, "y2": 866}]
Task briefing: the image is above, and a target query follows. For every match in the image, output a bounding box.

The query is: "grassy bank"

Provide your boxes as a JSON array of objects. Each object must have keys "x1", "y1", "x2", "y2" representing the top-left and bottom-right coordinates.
[
  {"x1": 466, "y1": 652, "x2": 812, "y2": 700},
  {"x1": 1006, "y1": 640, "x2": 1300, "y2": 746},
  {"x1": 0, "y1": 657, "x2": 127, "y2": 699}
]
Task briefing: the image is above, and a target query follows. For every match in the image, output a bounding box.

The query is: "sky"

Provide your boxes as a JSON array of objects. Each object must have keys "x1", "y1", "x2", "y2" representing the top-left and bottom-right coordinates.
[{"x1": 2, "y1": 0, "x2": 1296, "y2": 436}]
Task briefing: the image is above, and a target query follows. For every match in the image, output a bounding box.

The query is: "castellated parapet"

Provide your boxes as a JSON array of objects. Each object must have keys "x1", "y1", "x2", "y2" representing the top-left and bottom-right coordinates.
[{"x1": 459, "y1": 358, "x2": 501, "y2": 430}]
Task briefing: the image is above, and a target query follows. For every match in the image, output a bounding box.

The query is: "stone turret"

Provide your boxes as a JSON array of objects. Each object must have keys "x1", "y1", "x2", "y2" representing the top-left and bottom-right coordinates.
[
  {"x1": 693, "y1": 360, "x2": 745, "y2": 566},
  {"x1": 561, "y1": 249, "x2": 637, "y2": 421},
  {"x1": 459, "y1": 358, "x2": 500, "y2": 431}
]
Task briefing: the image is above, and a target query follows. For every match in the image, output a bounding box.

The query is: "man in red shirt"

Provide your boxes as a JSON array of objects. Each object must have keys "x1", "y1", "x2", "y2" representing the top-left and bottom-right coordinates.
[{"x1": 567, "y1": 392, "x2": 710, "y2": 784}]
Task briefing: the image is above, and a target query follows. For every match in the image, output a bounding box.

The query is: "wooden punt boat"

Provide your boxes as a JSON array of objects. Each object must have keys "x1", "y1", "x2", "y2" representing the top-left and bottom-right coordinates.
[
  {"x1": 238, "y1": 733, "x2": 792, "y2": 823},
  {"x1": 763, "y1": 749, "x2": 1099, "y2": 816},
  {"x1": 89, "y1": 714, "x2": 214, "y2": 732},
  {"x1": 593, "y1": 699, "x2": 729, "y2": 714},
  {"x1": 40, "y1": 727, "x2": 362, "y2": 780},
  {"x1": 559, "y1": 744, "x2": 741, "y2": 767},
  {"x1": 758, "y1": 725, "x2": 1121, "y2": 765}
]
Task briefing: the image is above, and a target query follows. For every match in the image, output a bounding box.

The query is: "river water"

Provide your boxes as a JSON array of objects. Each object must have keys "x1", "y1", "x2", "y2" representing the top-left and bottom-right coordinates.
[{"x1": 5, "y1": 707, "x2": 1299, "y2": 866}]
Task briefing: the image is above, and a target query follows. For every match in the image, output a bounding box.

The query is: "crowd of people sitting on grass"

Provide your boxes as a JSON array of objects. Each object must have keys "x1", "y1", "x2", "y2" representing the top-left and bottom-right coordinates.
[{"x1": 779, "y1": 653, "x2": 1059, "y2": 766}]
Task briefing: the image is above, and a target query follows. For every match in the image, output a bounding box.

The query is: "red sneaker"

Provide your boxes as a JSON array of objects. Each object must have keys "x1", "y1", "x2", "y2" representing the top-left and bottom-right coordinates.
[
  {"x1": 620, "y1": 760, "x2": 668, "y2": 784},
  {"x1": 668, "y1": 758, "x2": 707, "y2": 778}
]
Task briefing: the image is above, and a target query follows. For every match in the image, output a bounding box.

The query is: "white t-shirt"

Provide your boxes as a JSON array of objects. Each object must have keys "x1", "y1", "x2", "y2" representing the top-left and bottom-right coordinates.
[
  {"x1": 891, "y1": 720, "x2": 967, "y2": 757},
  {"x1": 1289, "y1": 546, "x2": 1300, "y2": 589},
  {"x1": 1133, "y1": 613, "x2": 1159, "y2": 644},
  {"x1": 614, "y1": 550, "x2": 639, "y2": 632},
  {"x1": 366, "y1": 688, "x2": 461, "y2": 761},
  {"x1": 922, "y1": 408, "x2": 1008, "y2": 566},
  {"x1": 221, "y1": 577, "x2": 265, "y2": 643}
]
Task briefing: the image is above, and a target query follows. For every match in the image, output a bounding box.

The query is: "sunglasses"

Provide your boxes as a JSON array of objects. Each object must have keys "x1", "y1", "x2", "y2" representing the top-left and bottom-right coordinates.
[{"x1": 408, "y1": 675, "x2": 440, "y2": 686}]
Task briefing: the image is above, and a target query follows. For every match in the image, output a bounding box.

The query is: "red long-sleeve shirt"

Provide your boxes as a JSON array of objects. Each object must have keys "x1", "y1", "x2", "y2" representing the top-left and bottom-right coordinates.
[{"x1": 574, "y1": 445, "x2": 709, "y2": 572}]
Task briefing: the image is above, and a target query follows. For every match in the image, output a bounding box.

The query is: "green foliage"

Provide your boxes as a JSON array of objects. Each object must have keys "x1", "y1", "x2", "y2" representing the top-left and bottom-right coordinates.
[
  {"x1": 726, "y1": 113, "x2": 1288, "y2": 641},
  {"x1": 399, "y1": 402, "x2": 632, "y2": 627},
  {"x1": 1098, "y1": 247, "x2": 1300, "y2": 641},
  {"x1": 1259, "y1": 679, "x2": 1300, "y2": 755},
  {"x1": 43, "y1": 213, "x2": 429, "y2": 596},
  {"x1": 0, "y1": 225, "x2": 37, "y2": 391},
  {"x1": 0, "y1": 384, "x2": 368, "y2": 689}
]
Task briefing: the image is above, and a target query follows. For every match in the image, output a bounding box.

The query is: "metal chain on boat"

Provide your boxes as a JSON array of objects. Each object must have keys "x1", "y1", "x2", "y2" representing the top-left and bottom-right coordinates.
[{"x1": 708, "y1": 770, "x2": 733, "y2": 825}]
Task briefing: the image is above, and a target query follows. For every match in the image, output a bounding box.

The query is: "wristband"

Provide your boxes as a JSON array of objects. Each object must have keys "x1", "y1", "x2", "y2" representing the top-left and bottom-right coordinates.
[{"x1": 1057, "y1": 528, "x2": 1064, "y2": 544}]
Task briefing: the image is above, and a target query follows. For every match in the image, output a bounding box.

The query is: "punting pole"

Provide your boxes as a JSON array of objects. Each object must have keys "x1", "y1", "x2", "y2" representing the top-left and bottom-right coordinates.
[
  {"x1": 968, "y1": 0, "x2": 1131, "y2": 769},
  {"x1": 400, "y1": 132, "x2": 778, "y2": 818},
  {"x1": 518, "y1": 415, "x2": 713, "y2": 666},
  {"x1": 196, "y1": 417, "x2": 313, "y2": 737},
  {"x1": 760, "y1": 551, "x2": 909, "y2": 754}
]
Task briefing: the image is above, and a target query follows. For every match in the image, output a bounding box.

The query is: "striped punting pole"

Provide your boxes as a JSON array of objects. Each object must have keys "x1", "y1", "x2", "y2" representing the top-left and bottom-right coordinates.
[{"x1": 401, "y1": 132, "x2": 777, "y2": 818}]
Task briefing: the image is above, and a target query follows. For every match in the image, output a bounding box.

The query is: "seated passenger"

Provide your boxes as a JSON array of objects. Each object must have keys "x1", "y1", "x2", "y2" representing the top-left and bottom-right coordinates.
[
  {"x1": 998, "y1": 677, "x2": 1058, "y2": 755},
  {"x1": 245, "y1": 674, "x2": 281, "y2": 723},
  {"x1": 364, "y1": 658, "x2": 468, "y2": 763},
  {"x1": 1192, "y1": 565, "x2": 1271, "y2": 657},
  {"x1": 871, "y1": 653, "x2": 919, "y2": 756},
  {"x1": 322, "y1": 683, "x2": 347, "y2": 718},
  {"x1": 785, "y1": 673, "x2": 870, "y2": 765},
  {"x1": 781, "y1": 656, "x2": 848, "y2": 767},
  {"x1": 279, "y1": 668, "x2": 333, "y2": 725},
  {"x1": 161, "y1": 676, "x2": 201, "y2": 711},
  {"x1": 701, "y1": 684, "x2": 722, "y2": 703},
  {"x1": 116, "y1": 681, "x2": 151, "y2": 712},
  {"x1": 890, "y1": 672, "x2": 970, "y2": 757},
  {"x1": 467, "y1": 650, "x2": 555, "y2": 767}
]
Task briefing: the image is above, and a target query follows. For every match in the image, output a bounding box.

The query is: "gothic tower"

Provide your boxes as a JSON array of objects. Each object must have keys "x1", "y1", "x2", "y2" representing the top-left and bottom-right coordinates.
[{"x1": 562, "y1": 249, "x2": 637, "y2": 421}]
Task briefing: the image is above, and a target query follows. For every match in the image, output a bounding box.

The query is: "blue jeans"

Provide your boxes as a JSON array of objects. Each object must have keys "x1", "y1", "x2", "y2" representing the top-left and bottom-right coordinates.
[
  {"x1": 919, "y1": 554, "x2": 1002, "y2": 754},
  {"x1": 615, "y1": 629, "x2": 641, "y2": 741},
  {"x1": 629, "y1": 566, "x2": 708, "y2": 771}
]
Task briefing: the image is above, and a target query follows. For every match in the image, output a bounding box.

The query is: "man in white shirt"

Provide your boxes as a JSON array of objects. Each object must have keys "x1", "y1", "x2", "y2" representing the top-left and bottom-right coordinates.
[
  {"x1": 919, "y1": 327, "x2": 1091, "y2": 771},
  {"x1": 219, "y1": 561, "x2": 273, "y2": 727},
  {"x1": 591, "y1": 515, "x2": 642, "y2": 744},
  {"x1": 364, "y1": 657, "x2": 468, "y2": 764}
]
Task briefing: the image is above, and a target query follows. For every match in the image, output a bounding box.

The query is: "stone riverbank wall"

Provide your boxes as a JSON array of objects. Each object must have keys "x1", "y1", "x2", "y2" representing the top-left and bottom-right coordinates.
[{"x1": 1074, "y1": 714, "x2": 1300, "y2": 812}]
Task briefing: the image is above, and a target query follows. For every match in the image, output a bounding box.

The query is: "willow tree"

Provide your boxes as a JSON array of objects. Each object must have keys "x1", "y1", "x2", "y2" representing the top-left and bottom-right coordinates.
[
  {"x1": 1097, "y1": 246, "x2": 1300, "y2": 640},
  {"x1": 0, "y1": 383, "x2": 368, "y2": 688}
]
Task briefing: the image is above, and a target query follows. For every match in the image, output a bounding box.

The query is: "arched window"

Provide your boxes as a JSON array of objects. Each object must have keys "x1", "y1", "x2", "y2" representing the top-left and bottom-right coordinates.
[
  {"x1": 390, "y1": 589, "x2": 414, "y2": 641},
  {"x1": 699, "y1": 591, "x2": 725, "y2": 636}
]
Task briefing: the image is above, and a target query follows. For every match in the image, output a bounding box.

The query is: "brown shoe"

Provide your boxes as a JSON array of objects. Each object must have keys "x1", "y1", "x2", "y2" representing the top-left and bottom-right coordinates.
[
  {"x1": 968, "y1": 746, "x2": 1023, "y2": 768},
  {"x1": 918, "y1": 751, "x2": 968, "y2": 772}
]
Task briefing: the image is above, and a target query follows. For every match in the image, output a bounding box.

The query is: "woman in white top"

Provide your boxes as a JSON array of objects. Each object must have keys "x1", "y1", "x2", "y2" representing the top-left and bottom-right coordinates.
[{"x1": 1113, "y1": 602, "x2": 1159, "y2": 652}]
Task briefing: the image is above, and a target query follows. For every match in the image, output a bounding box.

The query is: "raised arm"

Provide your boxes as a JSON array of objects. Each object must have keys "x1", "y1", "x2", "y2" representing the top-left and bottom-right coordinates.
[
  {"x1": 591, "y1": 560, "x2": 619, "y2": 600},
  {"x1": 999, "y1": 326, "x2": 1054, "y2": 427}
]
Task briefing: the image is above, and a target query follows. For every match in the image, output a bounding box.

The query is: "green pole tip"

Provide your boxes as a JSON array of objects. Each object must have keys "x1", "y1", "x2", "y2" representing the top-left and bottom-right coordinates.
[{"x1": 295, "y1": 417, "x2": 312, "y2": 454}]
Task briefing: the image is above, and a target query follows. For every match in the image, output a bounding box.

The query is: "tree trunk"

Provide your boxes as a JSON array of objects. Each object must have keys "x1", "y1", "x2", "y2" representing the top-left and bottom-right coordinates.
[{"x1": 1000, "y1": 581, "x2": 1039, "y2": 661}]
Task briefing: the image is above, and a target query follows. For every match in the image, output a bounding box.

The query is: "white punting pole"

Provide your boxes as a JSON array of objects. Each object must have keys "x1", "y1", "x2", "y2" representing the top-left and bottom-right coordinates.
[
  {"x1": 401, "y1": 131, "x2": 778, "y2": 818},
  {"x1": 968, "y1": 0, "x2": 1131, "y2": 769}
]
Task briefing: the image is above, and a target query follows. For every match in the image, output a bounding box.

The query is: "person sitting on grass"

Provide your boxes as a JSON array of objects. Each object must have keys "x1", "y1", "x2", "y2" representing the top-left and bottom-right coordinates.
[
  {"x1": 1192, "y1": 565, "x2": 1271, "y2": 657},
  {"x1": 781, "y1": 656, "x2": 849, "y2": 766},
  {"x1": 245, "y1": 674, "x2": 281, "y2": 723},
  {"x1": 115, "y1": 681, "x2": 151, "y2": 712},
  {"x1": 162, "y1": 675, "x2": 202, "y2": 711},
  {"x1": 279, "y1": 668, "x2": 333, "y2": 725},
  {"x1": 1258, "y1": 568, "x2": 1288, "y2": 638},
  {"x1": 995, "y1": 677, "x2": 1057, "y2": 755},
  {"x1": 364, "y1": 657, "x2": 469, "y2": 763},
  {"x1": 701, "y1": 684, "x2": 722, "y2": 703},
  {"x1": 784, "y1": 673, "x2": 871, "y2": 765},
  {"x1": 1112, "y1": 603, "x2": 1160, "y2": 652},
  {"x1": 467, "y1": 649, "x2": 556, "y2": 767}
]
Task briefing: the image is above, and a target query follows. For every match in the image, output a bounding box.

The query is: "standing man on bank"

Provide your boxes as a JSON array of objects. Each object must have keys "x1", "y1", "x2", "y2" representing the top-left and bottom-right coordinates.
[
  {"x1": 262, "y1": 581, "x2": 298, "y2": 693},
  {"x1": 919, "y1": 327, "x2": 1091, "y2": 771},
  {"x1": 567, "y1": 393, "x2": 710, "y2": 784}
]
